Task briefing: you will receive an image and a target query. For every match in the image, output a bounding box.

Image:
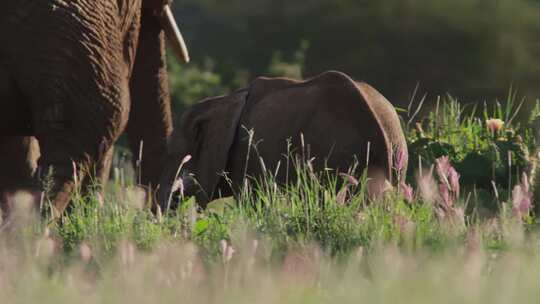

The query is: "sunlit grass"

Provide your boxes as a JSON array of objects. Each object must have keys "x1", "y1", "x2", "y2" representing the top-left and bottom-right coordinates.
[
  {"x1": 1, "y1": 186, "x2": 539, "y2": 303},
  {"x1": 2, "y1": 94, "x2": 540, "y2": 302},
  {"x1": 0, "y1": 152, "x2": 536, "y2": 303}
]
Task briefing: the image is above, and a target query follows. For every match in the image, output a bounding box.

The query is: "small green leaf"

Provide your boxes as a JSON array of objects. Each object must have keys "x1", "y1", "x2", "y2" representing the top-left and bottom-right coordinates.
[
  {"x1": 395, "y1": 107, "x2": 407, "y2": 113},
  {"x1": 194, "y1": 218, "x2": 210, "y2": 236}
]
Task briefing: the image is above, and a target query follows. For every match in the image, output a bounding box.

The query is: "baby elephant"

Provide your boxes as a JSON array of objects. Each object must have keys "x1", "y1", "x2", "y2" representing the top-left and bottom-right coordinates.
[{"x1": 158, "y1": 71, "x2": 408, "y2": 209}]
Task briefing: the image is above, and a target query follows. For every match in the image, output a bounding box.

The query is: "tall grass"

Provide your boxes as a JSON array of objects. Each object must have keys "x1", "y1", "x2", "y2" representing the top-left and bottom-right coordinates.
[
  {"x1": 1, "y1": 95, "x2": 540, "y2": 302},
  {"x1": 0, "y1": 183, "x2": 536, "y2": 303}
]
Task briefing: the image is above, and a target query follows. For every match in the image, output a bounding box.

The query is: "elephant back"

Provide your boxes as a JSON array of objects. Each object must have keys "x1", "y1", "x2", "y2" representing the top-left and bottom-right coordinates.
[
  {"x1": 355, "y1": 81, "x2": 408, "y2": 180},
  {"x1": 309, "y1": 71, "x2": 406, "y2": 181},
  {"x1": 240, "y1": 70, "x2": 407, "y2": 183}
]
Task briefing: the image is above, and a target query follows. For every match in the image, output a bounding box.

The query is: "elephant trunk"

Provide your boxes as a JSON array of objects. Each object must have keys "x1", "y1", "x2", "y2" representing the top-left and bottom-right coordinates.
[
  {"x1": 158, "y1": 4, "x2": 190, "y2": 63},
  {"x1": 128, "y1": 3, "x2": 174, "y2": 191}
]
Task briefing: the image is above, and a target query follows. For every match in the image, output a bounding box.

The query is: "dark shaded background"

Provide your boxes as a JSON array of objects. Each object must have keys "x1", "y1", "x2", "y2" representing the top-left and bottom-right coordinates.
[{"x1": 169, "y1": 0, "x2": 540, "y2": 112}]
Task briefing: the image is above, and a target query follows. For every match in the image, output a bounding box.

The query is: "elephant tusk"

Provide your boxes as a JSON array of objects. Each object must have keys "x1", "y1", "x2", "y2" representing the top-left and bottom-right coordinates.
[{"x1": 160, "y1": 4, "x2": 190, "y2": 63}]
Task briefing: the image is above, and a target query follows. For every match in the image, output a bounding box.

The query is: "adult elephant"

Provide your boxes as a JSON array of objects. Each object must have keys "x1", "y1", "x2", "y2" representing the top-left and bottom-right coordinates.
[
  {"x1": 0, "y1": 0, "x2": 189, "y2": 217},
  {"x1": 158, "y1": 71, "x2": 408, "y2": 209}
]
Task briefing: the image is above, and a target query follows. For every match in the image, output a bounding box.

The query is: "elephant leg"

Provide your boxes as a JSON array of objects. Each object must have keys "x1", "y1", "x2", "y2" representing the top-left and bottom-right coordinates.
[
  {"x1": 96, "y1": 146, "x2": 114, "y2": 186},
  {"x1": 80, "y1": 145, "x2": 114, "y2": 201},
  {"x1": 35, "y1": 67, "x2": 132, "y2": 215},
  {"x1": 32, "y1": 97, "x2": 129, "y2": 217},
  {"x1": 127, "y1": 10, "x2": 173, "y2": 191},
  {"x1": 0, "y1": 136, "x2": 40, "y2": 216},
  {"x1": 17, "y1": 61, "x2": 131, "y2": 217},
  {"x1": 11, "y1": 6, "x2": 133, "y2": 217}
]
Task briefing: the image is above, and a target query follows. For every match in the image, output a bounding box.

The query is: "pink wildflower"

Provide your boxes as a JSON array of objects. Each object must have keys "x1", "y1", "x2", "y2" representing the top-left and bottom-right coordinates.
[
  {"x1": 339, "y1": 173, "x2": 359, "y2": 186},
  {"x1": 399, "y1": 182, "x2": 414, "y2": 203},
  {"x1": 512, "y1": 185, "x2": 532, "y2": 219},
  {"x1": 337, "y1": 173, "x2": 359, "y2": 205},
  {"x1": 394, "y1": 148, "x2": 407, "y2": 174},
  {"x1": 220, "y1": 240, "x2": 235, "y2": 263},
  {"x1": 439, "y1": 183, "x2": 452, "y2": 209},
  {"x1": 435, "y1": 156, "x2": 460, "y2": 203},
  {"x1": 417, "y1": 166, "x2": 437, "y2": 203},
  {"x1": 79, "y1": 243, "x2": 92, "y2": 263},
  {"x1": 448, "y1": 167, "x2": 460, "y2": 198},
  {"x1": 435, "y1": 156, "x2": 451, "y2": 183},
  {"x1": 486, "y1": 118, "x2": 504, "y2": 133},
  {"x1": 511, "y1": 172, "x2": 533, "y2": 220}
]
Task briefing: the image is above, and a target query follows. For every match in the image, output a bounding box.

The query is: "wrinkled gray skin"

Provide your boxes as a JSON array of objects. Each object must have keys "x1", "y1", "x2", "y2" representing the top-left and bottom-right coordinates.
[
  {"x1": 158, "y1": 71, "x2": 408, "y2": 210},
  {"x1": 0, "y1": 0, "x2": 176, "y2": 216}
]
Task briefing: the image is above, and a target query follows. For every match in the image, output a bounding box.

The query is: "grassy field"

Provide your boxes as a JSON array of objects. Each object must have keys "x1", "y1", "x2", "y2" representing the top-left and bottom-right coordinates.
[{"x1": 2, "y1": 95, "x2": 540, "y2": 303}]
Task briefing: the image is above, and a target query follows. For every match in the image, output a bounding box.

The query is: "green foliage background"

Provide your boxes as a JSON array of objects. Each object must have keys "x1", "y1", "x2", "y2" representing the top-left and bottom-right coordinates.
[{"x1": 170, "y1": 0, "x2": 540, "y2": 110}]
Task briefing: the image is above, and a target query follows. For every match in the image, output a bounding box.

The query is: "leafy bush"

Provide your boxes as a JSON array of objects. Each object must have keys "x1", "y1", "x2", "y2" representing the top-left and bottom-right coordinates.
[
  {"x1": 405, "y1": 92, "x2": 540, "y2": 212},
  {"x1": 168, "y1": 57, "x2": 230, "y2": 118}
]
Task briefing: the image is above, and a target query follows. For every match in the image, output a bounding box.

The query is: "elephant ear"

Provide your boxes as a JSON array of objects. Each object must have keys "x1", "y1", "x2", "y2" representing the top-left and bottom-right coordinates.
[{"x1": 168, "y1": 90, "x2": 248, "y2": 204}]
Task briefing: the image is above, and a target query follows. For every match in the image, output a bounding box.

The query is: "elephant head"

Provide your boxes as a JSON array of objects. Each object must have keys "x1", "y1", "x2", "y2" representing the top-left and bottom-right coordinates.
[{"x1": 157, "y1": 90, "x2": 248, "y2": 210}]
